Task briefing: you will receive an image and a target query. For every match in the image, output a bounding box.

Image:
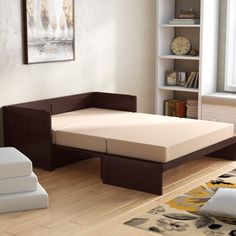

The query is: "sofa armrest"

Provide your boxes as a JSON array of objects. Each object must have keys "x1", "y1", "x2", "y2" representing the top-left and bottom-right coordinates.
[
  {"x1": 3, "y1": 106, "x2": 52, "y2": 170},
  {"x1": 93, "y1": 92, "x2": 137, "y2": 112}
]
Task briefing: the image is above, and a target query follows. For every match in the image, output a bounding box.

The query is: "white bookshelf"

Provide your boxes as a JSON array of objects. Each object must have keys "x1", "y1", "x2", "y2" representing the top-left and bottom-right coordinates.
[
  {"x1": 156, "y1": 0, "x2": 219, "y2": 119},
  {"x1": 159, "y1": 55, "x2": 200, "y2": 60},
  {"x1": 159, "y1": 86, "x2": 199, "y2": 93},
  {"x1": 160, "y1": 24, "x2": 201, "y2": 28}
]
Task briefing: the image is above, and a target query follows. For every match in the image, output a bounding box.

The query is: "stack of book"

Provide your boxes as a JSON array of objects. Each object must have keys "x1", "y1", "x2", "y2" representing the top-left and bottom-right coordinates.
[
  {"x1": 185, "y1": 72, "x2": 199, "y2": 88},
  {"x1": 186, "y1": 99, "x2": 198, "y2": 119},
  {"x1": 164, "y1": 99, "x2": 186, "y2": 118},
  {"x1": 169, "y1": 18, "x2": 200, "y2": 25}
]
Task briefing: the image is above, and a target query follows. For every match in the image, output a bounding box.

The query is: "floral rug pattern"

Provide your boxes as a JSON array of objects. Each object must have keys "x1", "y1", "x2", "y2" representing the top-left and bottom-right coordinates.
[{"x1": 124, "y1": 169, "x2": 236, "y2": 236}]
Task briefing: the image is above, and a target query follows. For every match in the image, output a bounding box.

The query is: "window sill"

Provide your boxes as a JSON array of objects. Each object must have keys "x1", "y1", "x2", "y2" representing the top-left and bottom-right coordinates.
[{"x1": 202, "y1": 92, "x2": 236, "y2": 106}]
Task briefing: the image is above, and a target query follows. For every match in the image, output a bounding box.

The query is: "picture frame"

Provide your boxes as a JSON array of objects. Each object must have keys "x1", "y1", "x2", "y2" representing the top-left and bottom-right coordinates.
[
  {"x1": 176, "y1": 72, "x2": 187, "y2": 86},
  {"x1": 23, "y1": 0, "x2": 75, "y2": 64}
]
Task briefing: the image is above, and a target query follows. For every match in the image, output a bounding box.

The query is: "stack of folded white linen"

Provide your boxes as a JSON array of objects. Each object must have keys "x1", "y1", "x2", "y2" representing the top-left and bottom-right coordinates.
[{"x1": 0, "y1": 147, "x2": 48, "y2": 213}]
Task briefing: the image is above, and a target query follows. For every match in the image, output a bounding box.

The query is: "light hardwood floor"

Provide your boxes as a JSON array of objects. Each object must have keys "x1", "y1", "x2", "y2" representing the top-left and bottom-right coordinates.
[{"x1": 0, "y1": 156, "x2": 235, "y2": 236}]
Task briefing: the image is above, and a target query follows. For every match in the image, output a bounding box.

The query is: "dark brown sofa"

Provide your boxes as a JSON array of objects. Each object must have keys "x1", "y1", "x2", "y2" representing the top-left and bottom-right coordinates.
[{"x1": 3, "y1": 92, "x2": 236, "y2": 194}]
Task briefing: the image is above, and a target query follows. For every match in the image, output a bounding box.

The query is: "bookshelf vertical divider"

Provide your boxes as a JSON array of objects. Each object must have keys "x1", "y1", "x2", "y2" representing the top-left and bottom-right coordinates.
[{"x1": 155, "y1": 0, "x2": 219, "y2": 119}]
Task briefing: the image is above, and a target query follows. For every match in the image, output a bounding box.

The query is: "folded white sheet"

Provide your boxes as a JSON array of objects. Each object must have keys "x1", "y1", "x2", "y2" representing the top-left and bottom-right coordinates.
[
  {"x1": 0, "y1": 147, "x2": 32, "y2": 179},
  {"x1": 0, "y1": 183, "x2": 49, "y2": 213},
  {"x1": 0, "y1": 173, "x2": 37, "y2": 195}
]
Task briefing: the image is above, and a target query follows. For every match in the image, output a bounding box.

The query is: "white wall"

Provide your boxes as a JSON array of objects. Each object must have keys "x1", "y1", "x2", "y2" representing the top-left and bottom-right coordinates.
[{"x1": 0, "y1": 0, "x2": 156, "y2": 146}]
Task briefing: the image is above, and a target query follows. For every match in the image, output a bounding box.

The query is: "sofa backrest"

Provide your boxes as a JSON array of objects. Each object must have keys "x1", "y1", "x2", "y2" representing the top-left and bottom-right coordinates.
[
  {"x1": 6, "y1": 92, "x2": 137, "y2": 115},
  {"x1": 10, "y1": 93, "x2": 93, "y2": 115}
]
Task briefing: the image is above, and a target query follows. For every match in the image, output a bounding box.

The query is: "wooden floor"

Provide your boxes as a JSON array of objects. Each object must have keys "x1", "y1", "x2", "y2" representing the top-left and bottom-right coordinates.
[{"x1": 0, "y1": 156, "x2": 236, "y2": 236}]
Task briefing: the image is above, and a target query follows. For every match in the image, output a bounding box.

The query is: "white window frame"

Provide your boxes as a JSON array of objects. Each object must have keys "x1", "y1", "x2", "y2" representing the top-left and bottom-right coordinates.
[{"x1": 225, "y1": 0, "x2": 236, "y2": 92}]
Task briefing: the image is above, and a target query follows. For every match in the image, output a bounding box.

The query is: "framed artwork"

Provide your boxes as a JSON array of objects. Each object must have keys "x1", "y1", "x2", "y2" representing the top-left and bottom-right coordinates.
[{"x1": 23, "y1": 0, "x2": 75, "y2": 64}]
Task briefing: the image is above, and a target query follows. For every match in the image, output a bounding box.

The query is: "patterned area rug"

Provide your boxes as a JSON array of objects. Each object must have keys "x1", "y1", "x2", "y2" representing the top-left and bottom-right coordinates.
[{"x1": 124, "y1": 169, "x2": 236, "y2": 236}]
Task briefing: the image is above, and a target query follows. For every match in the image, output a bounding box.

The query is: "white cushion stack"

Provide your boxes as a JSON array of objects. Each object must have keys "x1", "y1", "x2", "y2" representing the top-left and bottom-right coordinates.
[{"x1": 0, "y1": 147, "x2": 48, "y2": 213}]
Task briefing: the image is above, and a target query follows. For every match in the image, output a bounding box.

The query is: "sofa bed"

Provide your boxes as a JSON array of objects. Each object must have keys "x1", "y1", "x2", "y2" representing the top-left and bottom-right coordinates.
[{"x1": 3, "y1": 92, "x2": 236, "y2": 194}]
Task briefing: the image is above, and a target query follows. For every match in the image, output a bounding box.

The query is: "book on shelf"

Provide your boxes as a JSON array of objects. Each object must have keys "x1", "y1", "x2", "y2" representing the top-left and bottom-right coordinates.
[
  {"x1": 188, "y1": 72, "x2": 196, "y2": 88},
  {"x1": 186, "y1": 99, "x2": 198, "y2": 119},
  {"x1": 164, "y1": 99, "x2": 186, "y2": 118},
  {"x1": 185, "y1": 72, "x2": 199, "y2": 89},
  {"x1": 169, "y1": 18, "x2": 200, "y2": 25},
  {"x1": 165, "y1": 71, "x2": 198, "y2": 88},
  {"x1": 193, "y1": 72, "x2": 199, "y2": 88}
]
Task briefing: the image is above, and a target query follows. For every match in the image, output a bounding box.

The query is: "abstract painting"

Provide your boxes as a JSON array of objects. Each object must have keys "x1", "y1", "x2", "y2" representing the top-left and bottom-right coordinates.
[{"x1": 23, "y1": 0, "x2": 75, "y2": 64}]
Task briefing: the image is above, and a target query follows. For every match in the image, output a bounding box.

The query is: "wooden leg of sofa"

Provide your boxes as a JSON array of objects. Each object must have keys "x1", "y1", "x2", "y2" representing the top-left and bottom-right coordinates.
[{"x1": 101, "y1": 155, "x2": 163, "y2": 195}]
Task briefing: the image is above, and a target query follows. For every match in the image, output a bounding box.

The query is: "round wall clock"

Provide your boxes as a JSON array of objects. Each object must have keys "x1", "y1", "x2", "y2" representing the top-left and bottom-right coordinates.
[{"x1": 171, "y1": 36, "x2": 191, "y2": 55}]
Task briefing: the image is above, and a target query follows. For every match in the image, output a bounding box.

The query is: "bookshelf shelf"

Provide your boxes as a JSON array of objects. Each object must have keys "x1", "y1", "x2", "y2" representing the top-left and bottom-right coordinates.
[
  {"x1": 159, "y1": 55, "x2": 200, "y2": 60},
  {"x1": 159, "y1": 86, "x2": 199, "y2": 93},
  {"x1": 160, "y1": 24, "x2": 200, "y2": 28},
  {"x1": 156, "y1": 0, "x2": 219, "y2": 119}
]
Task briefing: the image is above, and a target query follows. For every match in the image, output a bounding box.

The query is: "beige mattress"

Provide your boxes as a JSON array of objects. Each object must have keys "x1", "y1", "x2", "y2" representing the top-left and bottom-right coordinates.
[
  {"x1": 51, "y1": 108, "x2": 132, "y2": 131},
  {"x1": 52, "y1": 109, "x2": 234, "y2": 162},
  {"x1": 51, "y1": 108, "x2": 132, "y2": 143},
  {"x1": 54, "y1": 110, "x2": 177, "y2": 153},
  {"x1": 107, "y1": 119, "x2": 234, "y2": 163}
]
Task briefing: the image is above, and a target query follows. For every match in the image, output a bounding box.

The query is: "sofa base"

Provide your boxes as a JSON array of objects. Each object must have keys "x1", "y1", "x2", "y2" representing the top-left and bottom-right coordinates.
[
  {"x1": 101, "y1": 155, "x2": 163, "y2": 195},
  {"x1": 208, "y1": 141, "x2": 236, "y2": 160},
  {"x1": 51, "y1": 145, "x2": 106, "y2": 171},
  {"x1": 101, "y1": 137, "x2": 236, "y2": 195}
]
